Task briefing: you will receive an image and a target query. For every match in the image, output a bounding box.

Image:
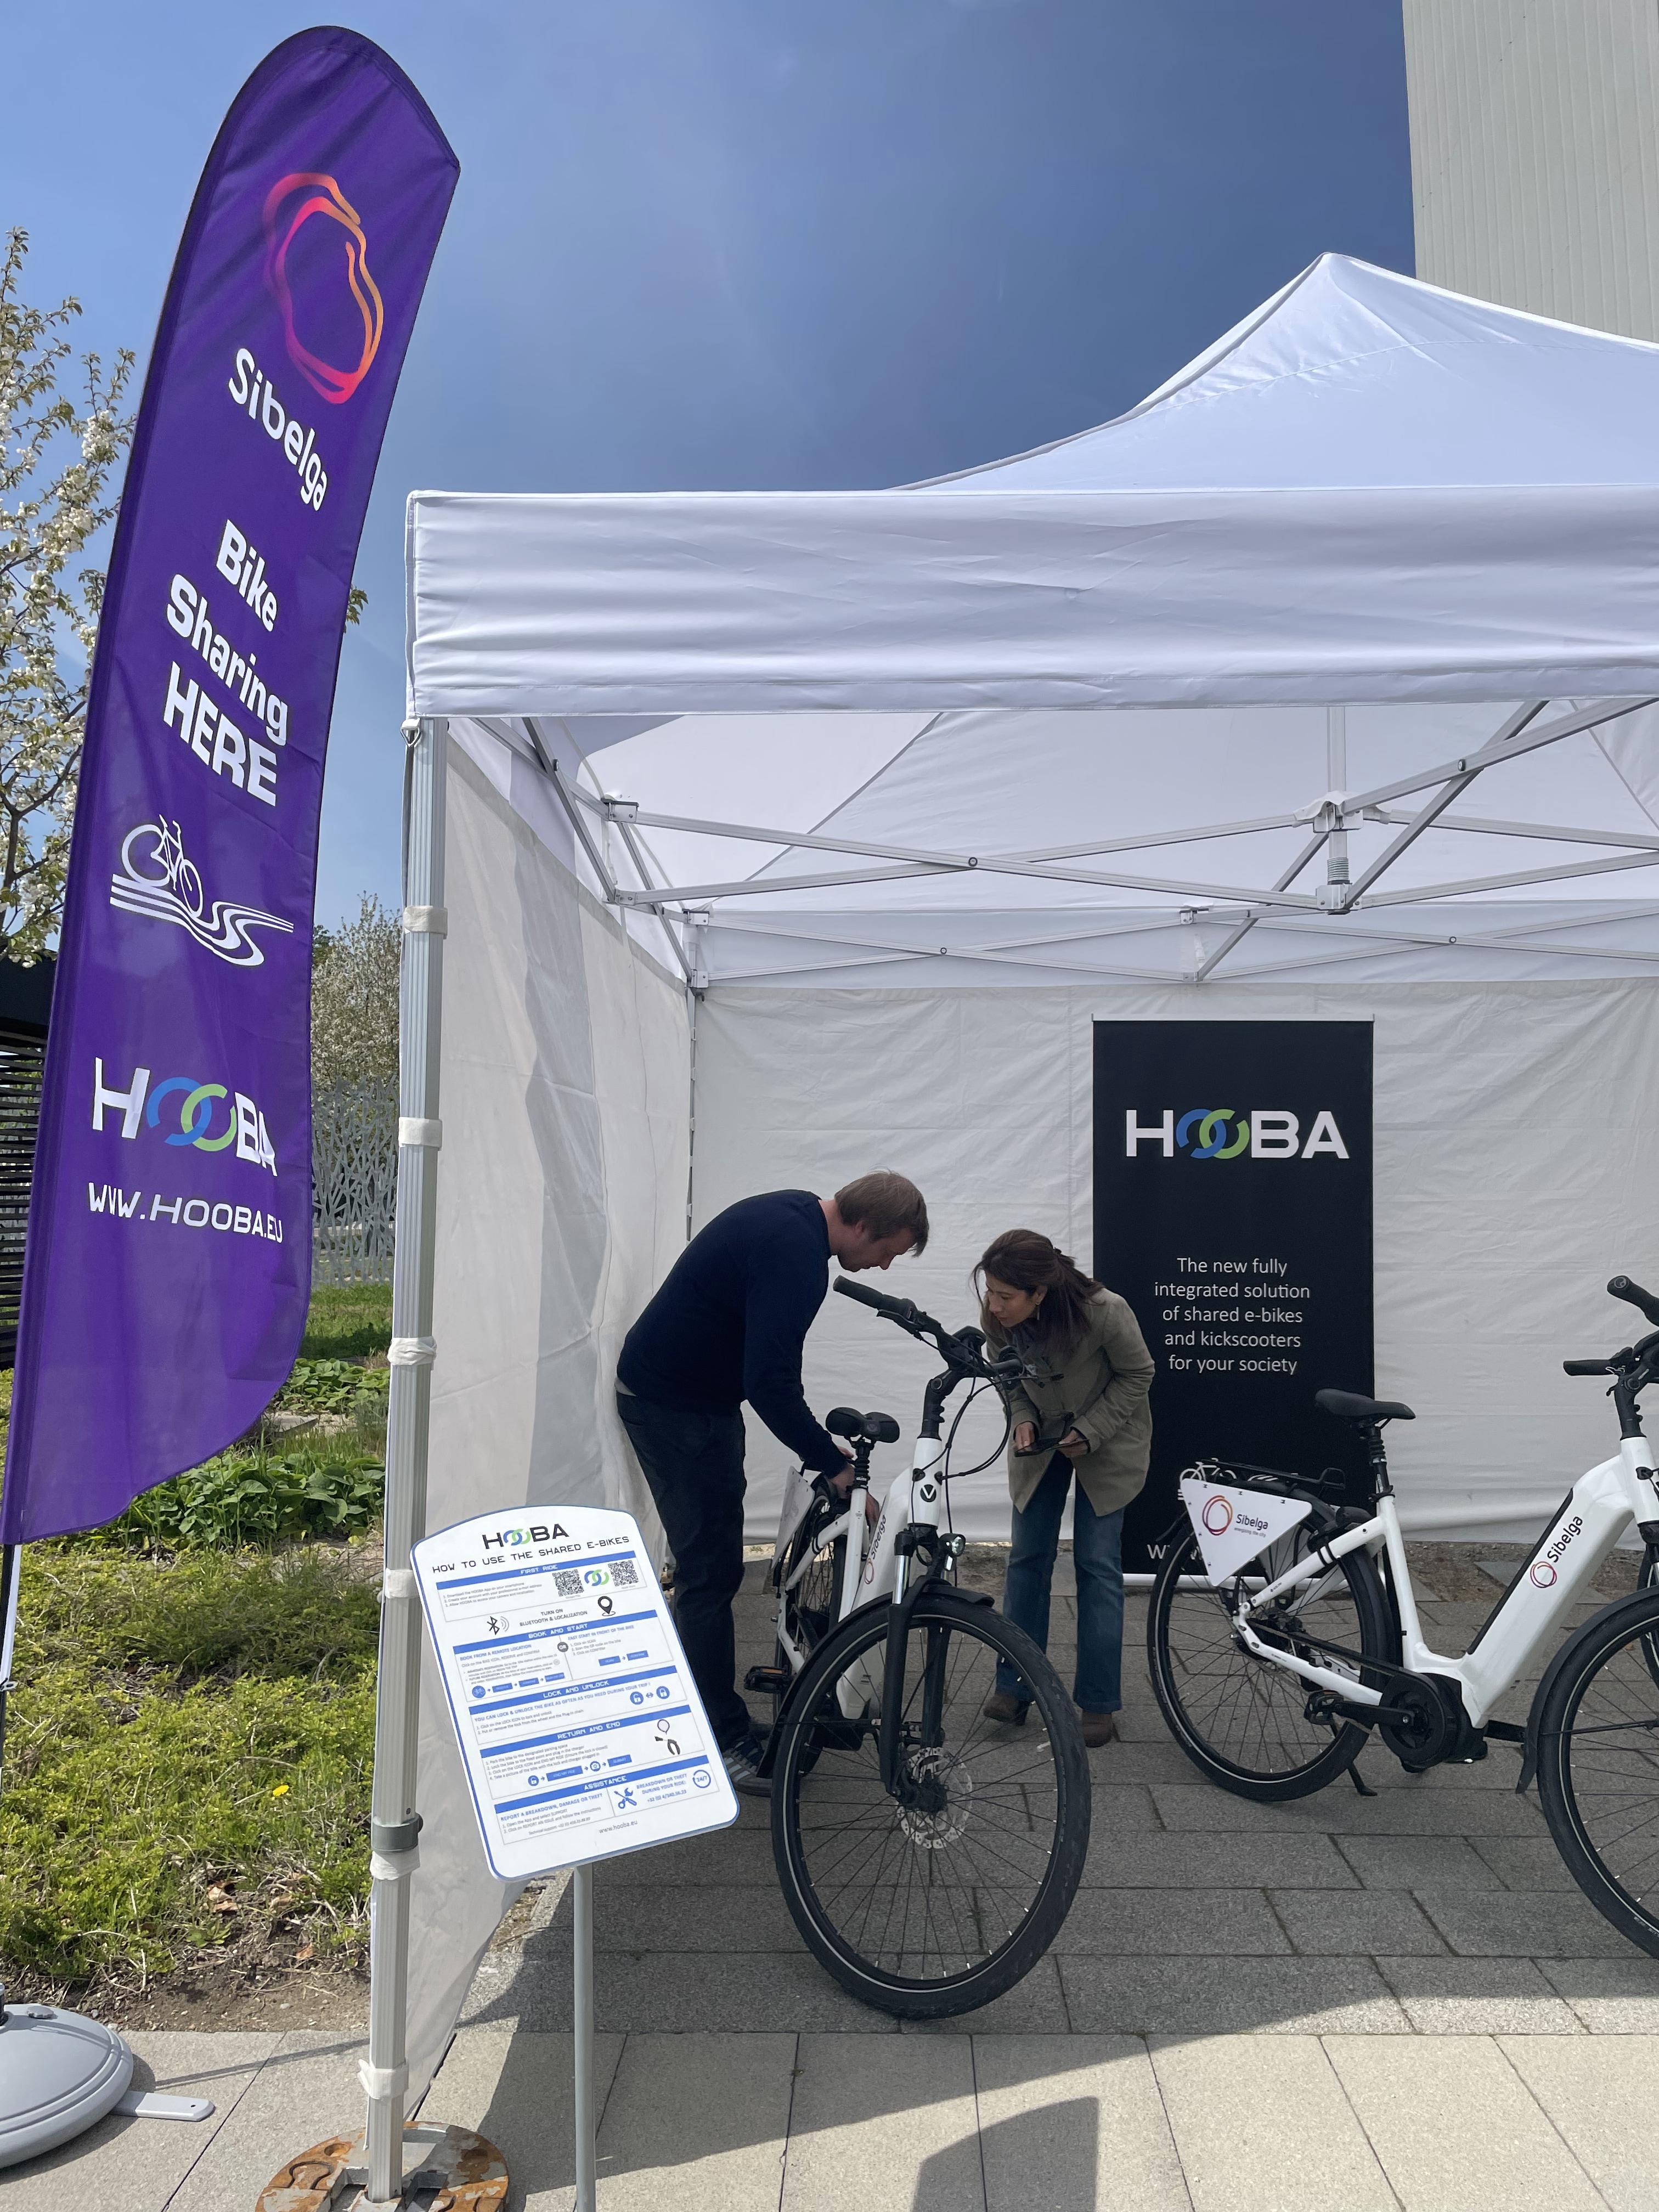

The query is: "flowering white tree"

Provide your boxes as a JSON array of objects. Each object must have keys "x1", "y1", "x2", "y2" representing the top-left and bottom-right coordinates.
[
  {"x1": 0, "y1": 229, "x2": 133, "y2": 962},
  {"x1": 312, "y1": 893, "x2": 400, "y2": 1091}
]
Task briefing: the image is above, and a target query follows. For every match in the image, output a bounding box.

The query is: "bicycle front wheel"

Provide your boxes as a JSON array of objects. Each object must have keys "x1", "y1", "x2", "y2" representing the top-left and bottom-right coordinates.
[
  {"x1": 1536, "y1": 1585, "x2": 1659, "y2": 1957},
  {"x1": 1148, "y1": 1522, "x2": 1392, "y2": 1801},
  {"x1": 770, "y1": 1589, "x2": 1090, "y2": 2017}
]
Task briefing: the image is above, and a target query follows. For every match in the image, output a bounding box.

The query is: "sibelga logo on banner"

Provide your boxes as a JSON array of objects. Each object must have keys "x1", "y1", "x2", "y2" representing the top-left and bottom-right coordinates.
[
  {"x1": 1094, "y1": 1022, "x2": 1375, "y2": 1576},
  {"x1": 2, "y1": 31, "x2": 456, "y2": 1545}
]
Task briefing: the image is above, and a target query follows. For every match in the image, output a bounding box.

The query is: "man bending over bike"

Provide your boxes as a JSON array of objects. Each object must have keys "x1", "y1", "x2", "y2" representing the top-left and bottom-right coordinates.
[{"x1": 617, "y1": 1172, "x2": 929, "y2": 1793}]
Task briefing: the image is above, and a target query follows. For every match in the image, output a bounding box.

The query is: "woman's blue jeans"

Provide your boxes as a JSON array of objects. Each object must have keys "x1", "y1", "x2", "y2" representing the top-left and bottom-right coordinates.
[{"x1": 997, "y1": 1452, "x2": 1126, "y2": 1713}]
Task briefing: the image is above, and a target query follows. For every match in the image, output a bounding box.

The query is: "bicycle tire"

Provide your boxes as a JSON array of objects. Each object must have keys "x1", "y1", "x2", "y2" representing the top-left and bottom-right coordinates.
[
  {"x1": 770, "y1": 1588, "x2": 1090, "y2": 2017},
  {"x1": 1535, "y1": 1584, "x2": 1659, "y2": 1959},
  {"x1": 775, "y1": 1498, "x2": 847, "y2": 1672},
  {"x1": 1148, "y1": 1521, "x2": 1392, "y2": 1802}
]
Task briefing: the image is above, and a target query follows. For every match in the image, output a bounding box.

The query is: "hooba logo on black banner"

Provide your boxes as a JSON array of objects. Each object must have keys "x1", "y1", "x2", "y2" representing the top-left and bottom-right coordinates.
[{"x1": 1124, "y1": 1109, "x2": 1349, "y2": 1161}]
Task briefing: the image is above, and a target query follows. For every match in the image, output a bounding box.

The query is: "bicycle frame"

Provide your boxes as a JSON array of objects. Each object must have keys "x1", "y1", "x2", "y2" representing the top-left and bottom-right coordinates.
[
  {"x1": 1230, "y1": 1435, "x2": 1659, "y2": 1728},
  {"x1": 776, "y1": 1433, "x2": 948, "y2": 1712}
]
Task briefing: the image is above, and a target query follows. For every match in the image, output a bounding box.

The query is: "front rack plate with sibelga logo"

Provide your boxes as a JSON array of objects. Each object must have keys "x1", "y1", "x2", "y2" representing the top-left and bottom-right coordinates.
[{"x1": 1178, "y1": 1475, "x2": 1313, "y2": 1584}]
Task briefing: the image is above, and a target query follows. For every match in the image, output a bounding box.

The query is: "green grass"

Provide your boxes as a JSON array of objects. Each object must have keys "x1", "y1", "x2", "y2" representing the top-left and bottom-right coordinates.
[
  {"x1": 1, "y1": 1547, "x2": 378, "y2": 1984},
  {"x1": 302, "y1": 1282, "x2": 393, "y2": 1362},
  {"x1": 0, "y1": 1282, "x2": 397, "y2": 1991}
]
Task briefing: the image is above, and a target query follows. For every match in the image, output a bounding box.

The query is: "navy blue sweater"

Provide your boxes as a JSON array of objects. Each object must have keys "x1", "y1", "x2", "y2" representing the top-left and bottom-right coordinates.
[{"x1": 617, "y1": 1190, "x2": 842, "y2": 1472}]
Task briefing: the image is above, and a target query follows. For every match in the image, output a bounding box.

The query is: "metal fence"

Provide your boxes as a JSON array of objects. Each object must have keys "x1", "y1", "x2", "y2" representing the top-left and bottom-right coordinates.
[
  {"x1": 312, "y1": 1079, "x2": 397, "y2": 1286},
  {"x1": 0, "y1": 1032, "x2": 45, "y2": 1363}
]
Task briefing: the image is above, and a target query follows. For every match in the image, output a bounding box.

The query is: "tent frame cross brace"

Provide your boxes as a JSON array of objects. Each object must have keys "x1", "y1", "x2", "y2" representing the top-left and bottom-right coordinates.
[{"x1": 503, "y1": 696, "x2": 1659, "y2": 988}]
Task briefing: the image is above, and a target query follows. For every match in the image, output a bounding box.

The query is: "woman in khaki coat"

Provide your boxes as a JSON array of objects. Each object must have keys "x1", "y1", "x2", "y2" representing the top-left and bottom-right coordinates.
[{"x1": 977, "y1": 1229, "x2": 1154, "y2": 1747}]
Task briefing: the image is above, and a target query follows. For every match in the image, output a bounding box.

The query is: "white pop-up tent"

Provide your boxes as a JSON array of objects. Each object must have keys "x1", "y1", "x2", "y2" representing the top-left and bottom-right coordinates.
[{"x1": 360, "y1": 254, "x2": 1659, "y2": 2152}]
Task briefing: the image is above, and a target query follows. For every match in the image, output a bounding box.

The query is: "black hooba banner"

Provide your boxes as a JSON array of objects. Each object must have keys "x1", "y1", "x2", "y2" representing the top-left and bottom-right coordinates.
[{"x1": 1093, "y1": 1021, "x2": 1374, "y2": 1575}]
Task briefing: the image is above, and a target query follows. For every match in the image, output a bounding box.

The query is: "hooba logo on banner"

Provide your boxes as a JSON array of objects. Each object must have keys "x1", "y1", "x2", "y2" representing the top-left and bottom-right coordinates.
[{"x1": 1126, "y1": 1109, "x2": 1350, "y2": 1161}]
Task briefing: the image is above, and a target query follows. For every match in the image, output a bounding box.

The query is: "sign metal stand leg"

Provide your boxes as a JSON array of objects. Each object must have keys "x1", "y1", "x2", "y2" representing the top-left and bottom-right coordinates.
[{"x1": 573, "y1": 1864, "x2": 596, "y2": 2212}]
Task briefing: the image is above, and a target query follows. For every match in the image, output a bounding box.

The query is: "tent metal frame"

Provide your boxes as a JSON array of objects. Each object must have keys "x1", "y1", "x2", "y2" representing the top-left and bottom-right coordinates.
[{"x1": 510, "y1": 696, "x2": 1659, "y2": 986}]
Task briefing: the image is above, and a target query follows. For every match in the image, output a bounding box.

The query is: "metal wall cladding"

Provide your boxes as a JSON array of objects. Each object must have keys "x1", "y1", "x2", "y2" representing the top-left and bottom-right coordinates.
[
  {"x1": 311, "y1": 1079, "x2": 396, "y2": 1287},
  {"x1": 1404, "y1": 0, "x2": 1659, "y2": 342}
]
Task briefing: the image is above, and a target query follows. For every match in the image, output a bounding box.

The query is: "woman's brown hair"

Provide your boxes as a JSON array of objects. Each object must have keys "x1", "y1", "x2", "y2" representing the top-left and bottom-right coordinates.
[{"x1": 974, "y1": 1229, "x2": 1102, "y2": 1348}]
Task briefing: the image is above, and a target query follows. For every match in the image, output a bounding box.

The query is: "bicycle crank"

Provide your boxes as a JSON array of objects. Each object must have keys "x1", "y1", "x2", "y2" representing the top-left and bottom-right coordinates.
[{"x1": 1376, "y1": 1674, "x2": 1485, "y2": 1773}]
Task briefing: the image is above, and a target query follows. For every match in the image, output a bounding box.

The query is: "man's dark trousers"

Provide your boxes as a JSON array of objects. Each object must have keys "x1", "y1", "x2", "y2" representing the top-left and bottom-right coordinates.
[{"x1": 617, "y1": 1391, "x2": 752, "y2": 1748}]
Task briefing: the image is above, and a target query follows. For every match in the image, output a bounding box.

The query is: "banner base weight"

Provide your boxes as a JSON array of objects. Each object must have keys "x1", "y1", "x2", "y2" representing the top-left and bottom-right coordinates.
[
  {"x1": 255, "y1": 2120, "x2": 507, "y2": 2210},
  {"x1": 0, "y1": 2000, "x2": 135, "y2": 2170}
]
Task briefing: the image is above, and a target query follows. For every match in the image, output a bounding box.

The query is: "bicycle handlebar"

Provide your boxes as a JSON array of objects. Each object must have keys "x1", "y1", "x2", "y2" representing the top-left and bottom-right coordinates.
[
  {"x1": 832, "y1": 1276, "x2": 1029, "y2": 1385},
  {"x1": 833, "y1": 1278, "x2": 919, "y2": 1324},
  {"x1": 1564, "y1": 1282, "x2": 1659, "y2": 1384}
]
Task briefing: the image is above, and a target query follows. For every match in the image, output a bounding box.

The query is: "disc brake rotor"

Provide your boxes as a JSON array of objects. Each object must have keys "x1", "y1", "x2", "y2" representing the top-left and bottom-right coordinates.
[{"x1": 897, "y1": 1749, "x2": 973, "y2": 1847}]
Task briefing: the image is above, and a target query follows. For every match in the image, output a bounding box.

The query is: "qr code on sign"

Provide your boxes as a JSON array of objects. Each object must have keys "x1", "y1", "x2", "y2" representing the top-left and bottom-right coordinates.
[
  {"x1": 553, "y1": 1569, "x2": 584, "y2": 1596},
  {"x1": 612, "y1": 1559, "x2": 640, "y2": 1588}
]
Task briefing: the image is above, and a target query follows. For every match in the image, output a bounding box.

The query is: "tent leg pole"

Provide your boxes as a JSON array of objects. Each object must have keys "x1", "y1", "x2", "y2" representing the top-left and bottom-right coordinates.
[{"x1": 364, "y1": 715, "x2": 449, "y2": 2207}]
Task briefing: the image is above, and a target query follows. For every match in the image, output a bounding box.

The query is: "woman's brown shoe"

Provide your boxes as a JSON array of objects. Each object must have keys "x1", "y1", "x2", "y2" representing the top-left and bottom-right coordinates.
[
  {"x1": 982, "y1": 1691, "x2": 1029, "y2": 1725},
  {"x1": 1079, "y1": 1709, "x2": 1119, "y2": 1747}
]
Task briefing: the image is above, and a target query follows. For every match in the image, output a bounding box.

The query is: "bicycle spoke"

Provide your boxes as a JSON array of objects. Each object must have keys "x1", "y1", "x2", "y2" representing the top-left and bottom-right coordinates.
[
  {"x1": 1154, "y1": 1525, "x2": 1373, "y2": 1784},
  {"x1": 1555, "y1": 1610, "x2": 1659, "y2": 1923},
  {"x1": 780, "y1": 1602, "x2": 1071, "y2": 1984}
]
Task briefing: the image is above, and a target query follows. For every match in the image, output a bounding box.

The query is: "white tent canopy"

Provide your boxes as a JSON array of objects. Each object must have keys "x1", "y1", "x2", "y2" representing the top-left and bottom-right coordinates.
[
  {"x1": 382, "y1": 255, "x2": 1659, "y2": 2118},
  {"x1": 408, "y1": 254, "x2": 1659, "y2": 992}
]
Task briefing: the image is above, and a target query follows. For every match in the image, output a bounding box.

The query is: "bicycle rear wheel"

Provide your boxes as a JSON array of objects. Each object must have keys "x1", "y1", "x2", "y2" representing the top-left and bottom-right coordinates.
[
  {"x1": 775, "y1": 1497, "x2": 847, "y2": 1672},
  {"x1": 770, "y1": 1588, "x2": 1090, "y2": 2017},
  {"x1": 1536, "y1": 1586, "x2": 1659, "y2": 1957},
  {"x1": 1148, "y1": 1522, "x2": 1392, "y2": 1801},
  {"x1": 770, "y1": 1497, "x2": 849, "y2": 1767}
]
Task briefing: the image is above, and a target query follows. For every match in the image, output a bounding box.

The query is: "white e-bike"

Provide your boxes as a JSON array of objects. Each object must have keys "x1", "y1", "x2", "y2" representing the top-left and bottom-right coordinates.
[
  {"x1": 752, "y1": 1277, "x2": 1091, "y2": 2017},
  {"x1": 1148, "y1": 1272, "x2": 1659, "y2": 1958}
]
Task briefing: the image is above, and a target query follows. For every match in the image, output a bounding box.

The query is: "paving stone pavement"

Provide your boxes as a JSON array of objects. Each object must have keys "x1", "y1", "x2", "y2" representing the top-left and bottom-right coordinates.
[{"x1": 20, "y1": 1565, "x2": 1659, "y2": 2207}]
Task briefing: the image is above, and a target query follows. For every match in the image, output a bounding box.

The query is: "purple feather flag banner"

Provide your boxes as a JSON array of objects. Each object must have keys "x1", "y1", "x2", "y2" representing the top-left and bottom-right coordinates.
[{"x1": 1, "y1": 30, "x2": 456, "y2": 1542}]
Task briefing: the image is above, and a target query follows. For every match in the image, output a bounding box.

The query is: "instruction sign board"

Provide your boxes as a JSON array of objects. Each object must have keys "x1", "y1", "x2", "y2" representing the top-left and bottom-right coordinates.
[{"x1": 413, "y1": 1505, "x2": 738, "y2": 1880}]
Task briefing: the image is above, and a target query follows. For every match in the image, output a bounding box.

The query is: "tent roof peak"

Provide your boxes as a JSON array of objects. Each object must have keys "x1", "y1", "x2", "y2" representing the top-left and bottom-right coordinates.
[{"x1": 915, "y1": 251, "x2": 1659, "y2": 495}]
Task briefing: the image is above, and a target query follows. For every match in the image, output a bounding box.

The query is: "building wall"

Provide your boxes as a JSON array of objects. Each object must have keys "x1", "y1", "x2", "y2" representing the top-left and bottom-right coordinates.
[{"x1": 1403, "y1": 0, "x2": 1659, "y2": 339}]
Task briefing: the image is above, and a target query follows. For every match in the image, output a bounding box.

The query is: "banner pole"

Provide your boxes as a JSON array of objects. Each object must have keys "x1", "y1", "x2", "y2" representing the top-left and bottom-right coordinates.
[
  {"x1": 363, "y1": 715, "x2": 449, "y2": 2206},
  {"x1": 0, "y1": 1544, "x2": 19, "y2": 1785}
]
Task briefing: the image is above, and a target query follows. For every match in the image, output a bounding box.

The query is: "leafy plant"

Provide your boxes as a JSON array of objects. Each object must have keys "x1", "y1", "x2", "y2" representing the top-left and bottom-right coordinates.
[
  {"x1": 275, "y1": 1357, "x2": 389, "y2": 1419},
  {"x1": 86, "y1": 1435, "x2": 384, "y2": 1551}
]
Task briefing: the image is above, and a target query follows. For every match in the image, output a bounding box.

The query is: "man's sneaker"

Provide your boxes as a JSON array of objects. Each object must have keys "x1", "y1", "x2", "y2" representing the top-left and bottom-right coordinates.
[{"x1": 721, "y1": 1731, "x2": 770, "y2": 1797}]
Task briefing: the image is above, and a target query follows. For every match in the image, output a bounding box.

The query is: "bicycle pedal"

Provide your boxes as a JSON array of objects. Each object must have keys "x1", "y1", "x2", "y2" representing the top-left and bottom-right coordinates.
[{"x1": 744, "y1": 1665, "x2": 791, "y2": 1695}]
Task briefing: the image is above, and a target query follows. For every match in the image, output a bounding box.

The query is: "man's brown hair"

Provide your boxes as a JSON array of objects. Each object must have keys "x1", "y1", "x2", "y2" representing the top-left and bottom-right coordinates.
[{"x1": 833, "y1": 1171, "x2": 929, "y2": 1255}]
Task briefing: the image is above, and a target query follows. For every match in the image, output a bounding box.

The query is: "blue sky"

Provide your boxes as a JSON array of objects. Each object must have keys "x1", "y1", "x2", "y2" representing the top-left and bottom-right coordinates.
[{"x1": 4, "y1": 2, "x2": 1412, "y2": 926}]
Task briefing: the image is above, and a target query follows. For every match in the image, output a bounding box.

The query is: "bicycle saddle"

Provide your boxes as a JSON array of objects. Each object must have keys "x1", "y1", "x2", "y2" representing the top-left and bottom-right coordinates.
[
  {"x1": 1315, "y1": 1388, "x2": 1415, "y2": 1425},
  {"x1": 825, "y1": 1406, "x2": 901, "y2": 1445}
]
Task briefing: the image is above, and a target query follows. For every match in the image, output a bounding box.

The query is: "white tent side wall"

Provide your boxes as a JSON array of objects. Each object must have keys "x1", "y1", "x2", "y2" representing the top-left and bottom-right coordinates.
[
  {"x1": 402, "y1": 731, "x2": 691, "y2": 2099},
  {"x1": 694, "y1": 981, "x2": 1659, "y2": 1545}
]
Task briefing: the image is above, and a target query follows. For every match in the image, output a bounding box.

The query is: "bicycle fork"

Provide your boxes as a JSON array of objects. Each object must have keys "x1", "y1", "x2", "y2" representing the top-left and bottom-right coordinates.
[{"x1": 877, "y1": 1444, "x2": 983, "y2": 1797}]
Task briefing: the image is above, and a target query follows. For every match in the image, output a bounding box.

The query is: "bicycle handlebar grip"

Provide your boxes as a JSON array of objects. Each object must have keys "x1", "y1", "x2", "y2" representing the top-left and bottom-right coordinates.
[
  {"x1": 1563, "y1": 1359, "x2": 1613, "y2": 1376},
  {"x1": 833, "y1": 1276, "x2": 916, "y2": 1322},
  {"x1": 1609, "y1": 1276, "x2": 1659, "y2": 1327}
]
